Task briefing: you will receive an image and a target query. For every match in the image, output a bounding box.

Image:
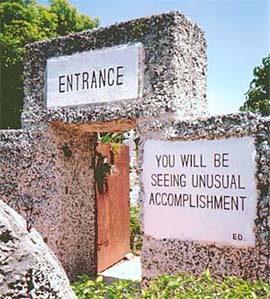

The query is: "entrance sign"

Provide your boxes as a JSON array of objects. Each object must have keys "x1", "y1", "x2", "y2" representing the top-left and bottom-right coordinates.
[
  {"x1": 46, "y1": 43, "x2": 143, "y2": 108},
  {"x1": 143, "y1": 137, "x2": 257, "y2": 247}
]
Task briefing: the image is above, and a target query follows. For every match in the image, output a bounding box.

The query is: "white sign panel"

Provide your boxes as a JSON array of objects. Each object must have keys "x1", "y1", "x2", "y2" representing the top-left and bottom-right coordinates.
[
  {"x1": 143, "y1": 137, "x2": 257, "y2": 247},
  {"x1": 46, "y1": 43, "x2": 143, "y2": 108}
]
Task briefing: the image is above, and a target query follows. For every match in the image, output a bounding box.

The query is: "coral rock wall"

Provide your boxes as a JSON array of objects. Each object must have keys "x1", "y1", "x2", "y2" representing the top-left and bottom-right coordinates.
[
  {"x1": 0, "y1": 125, "x2": 97, "y2": 280},
  {"x1": 22, "y1": 12, "x2": 207, "y2": 128}
]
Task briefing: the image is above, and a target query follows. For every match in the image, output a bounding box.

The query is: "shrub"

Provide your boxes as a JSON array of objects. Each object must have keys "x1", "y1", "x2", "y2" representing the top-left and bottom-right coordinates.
[
  {"x1": 72, "y1": 271, "x2": 270, "y2": 299},
  {"x1": 72, "y1": 275, "x2": 140, "y2": 299},
  {"x1": 142, "y1": 271, "x2": 270, "y2": 299},
  {"x1": 130, "y1": 205, "x2": 142, "y2": 254}
]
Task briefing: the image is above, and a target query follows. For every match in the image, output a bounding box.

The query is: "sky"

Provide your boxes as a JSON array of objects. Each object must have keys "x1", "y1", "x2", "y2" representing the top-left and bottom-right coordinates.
[{"x1": 38, "y1": 0, "x2": 270, "y2": 115}]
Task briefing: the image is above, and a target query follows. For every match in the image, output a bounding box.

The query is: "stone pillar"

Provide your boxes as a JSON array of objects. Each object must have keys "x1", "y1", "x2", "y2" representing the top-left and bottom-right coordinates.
[
  {"x1": 139, "y1": 113, "x2": 270, "y2": 284},
  {"x1": 0, "y1": 126, "x2": 97, "y2": 280}
]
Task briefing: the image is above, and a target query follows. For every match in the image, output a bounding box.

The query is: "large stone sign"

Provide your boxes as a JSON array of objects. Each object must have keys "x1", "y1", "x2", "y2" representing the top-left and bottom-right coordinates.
[
  {"x1": 22, "y1": 11, "x2": 207, "y2": 128},
  {"x1": 140, "y1": 114, "x2": 270, "y2": 284},
  {"x1": 46, "y1": 43, "x2": 143, "y2": 108},
  {"x1": 143, "y1": 137, "x2": 257, "y2": 247}
]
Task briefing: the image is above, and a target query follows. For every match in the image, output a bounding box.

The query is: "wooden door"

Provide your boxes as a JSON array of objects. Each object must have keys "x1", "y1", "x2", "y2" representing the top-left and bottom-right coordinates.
[{"x1": 96, "y1": 143, "x2": 130, "y2": 272}]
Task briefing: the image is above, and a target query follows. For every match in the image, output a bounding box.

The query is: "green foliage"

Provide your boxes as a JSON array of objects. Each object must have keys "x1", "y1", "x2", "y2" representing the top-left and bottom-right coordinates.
[
  {"x1": 0, "y1": 0, "x2": 99, "y2": 129},
  {"x1": 143, "y1": 271, "x2": 270, "y2": 299},
  {"x1": 95, "y1": 152, "x2": 113, "y2": 195},
  {"x1": 130, "y1": 206, "x2": 142, "y2": 254},
  {"x1": 95, "y1": 132, "x2": 127, "y2": 195},
  {"x1": 50, "y1": 0, "x2": 99, "y2": 36},
  {"x1": 62, "y1": 143, "x2": 72, "y2": 159},
  {"x1": 72, "y1": 275, "x2": 140, "y2": 299},
  {"x1": 99, "y1": 132, "x2": 125, "y2": 155},
  {"x1": 240, "y1": 55, "x2": 270, "y2": 116},
  {"x1": 72, "y1": 271, "x2": 270, "y2": 299},
  {"x1": 99, "y1": 133, "x2": 125, "y2": 144}
]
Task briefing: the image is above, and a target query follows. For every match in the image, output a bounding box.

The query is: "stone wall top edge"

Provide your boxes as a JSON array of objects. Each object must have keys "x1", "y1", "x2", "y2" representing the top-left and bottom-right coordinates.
[
  {"x1": 24, "y1": 11, "x2": 202, "y2": 51},
  {"x1": 170, "y1": 112, "x2": 270, "y2": 128},
  {"x1": 0, "y1": 129, "x2": 31, "y2": 137},
  {"x1": 138, "y1": 112, "x2": 269, "y2": 142},
  {"x1": 145, "y1": 112, "x2": 269, "y2": 126},
  {"x1": 0, "y1": 128, "x2": 43, "y2": 141},
  {"x1": 171, "y1": 113, "x2": 269, "y2": 138}
]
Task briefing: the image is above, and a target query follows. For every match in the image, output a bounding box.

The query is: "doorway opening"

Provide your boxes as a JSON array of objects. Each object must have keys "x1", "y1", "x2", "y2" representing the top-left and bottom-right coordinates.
[{"x1": 95, "y1": 130, "x2": 141, "y2": 281}]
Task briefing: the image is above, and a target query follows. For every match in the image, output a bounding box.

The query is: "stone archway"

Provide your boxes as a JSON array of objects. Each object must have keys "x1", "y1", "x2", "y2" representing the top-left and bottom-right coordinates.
[{"x1": 0, "y1": 11, "x2": 207, "y2": 281}]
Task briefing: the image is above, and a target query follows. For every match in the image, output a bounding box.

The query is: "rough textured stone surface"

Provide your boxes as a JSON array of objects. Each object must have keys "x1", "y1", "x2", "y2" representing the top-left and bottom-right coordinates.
[
  {"x1": 0, "y1": 199, "x2": 76, "y2": 298},
  {"x1": 139, "y1": 113, "x2": 270, "y2": 285},
  {"x1": 22, "y1": 11, "x2": 207, "y2": 128},
  {"x1": 0, "y1": 126, "x2": 97, "y2": 280},
  {"x1": 0, "y1": 11, "x2": 208, "y2": 280}
]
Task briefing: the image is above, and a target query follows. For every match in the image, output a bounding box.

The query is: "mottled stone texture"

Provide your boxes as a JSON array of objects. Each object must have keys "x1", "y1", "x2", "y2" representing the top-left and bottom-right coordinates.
[
  {"x1": 0, "y1": 11, "x2": 208, "y2": 282},
  {"x1": 139, "y1": 113, "x2": 270, "y2": 284},
  {"x1": 0, "y1": 126, "x2": 97, "y2": 280},
  {"x1": 22, "y1": 11, "x2": 207, "y2": 128},
  {"x1": 0, "y1": 199, "x2": 76, "y2": 298}
]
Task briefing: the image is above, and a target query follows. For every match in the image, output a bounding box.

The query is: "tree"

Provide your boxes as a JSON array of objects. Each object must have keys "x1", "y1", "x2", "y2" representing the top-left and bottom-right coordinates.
[
  {"x1": 0, "y1": 0, "x2": 99, "y2": 129},
  {"x1": 240, "y1": 55, "x2": 270, "y2": 116}
]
